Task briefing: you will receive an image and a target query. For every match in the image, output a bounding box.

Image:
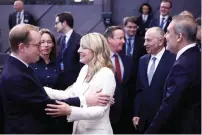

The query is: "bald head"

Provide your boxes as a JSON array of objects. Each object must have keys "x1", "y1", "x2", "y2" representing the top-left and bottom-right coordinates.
[
  {"x1": 9, "y1": 24, "x2": 39, "y2": 52},
  {"x1": 144, "y1": 27, "x2": 165, "y2": 55},
  {"x1": 146, "y1": 27, "x2": 165, "y2": 38},
  {"x1": 14, "y1": 0, "x2": 24, "y2": 12}
]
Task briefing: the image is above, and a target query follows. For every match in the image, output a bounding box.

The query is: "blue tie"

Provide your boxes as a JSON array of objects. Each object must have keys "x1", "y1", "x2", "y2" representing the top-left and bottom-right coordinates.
[
  {"x1": 148, "y1": 57, "x2": 156, "y2": 85},
  {"x1": 159, "y1": 17, "x2": 165, "y2": 29},
  {"x1": 126, "y1": 37, "x2": 132, "y2": 56}
]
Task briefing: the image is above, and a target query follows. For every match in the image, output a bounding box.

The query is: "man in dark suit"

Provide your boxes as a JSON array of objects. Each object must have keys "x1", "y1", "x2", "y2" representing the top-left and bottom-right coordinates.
[
  {"x1": 104, "y1": 26, "x2": 134, "y2": 133},
  {"x1": 149, "y1": 0, "x2": 172, "y2": 33},
  {"x1": 145, "y1": 15, "x2": 201, "y2": 134},
  {"x1": 133, "y1": 27, "x2": 175, "y2": 133},
  {"x1": 121, "y1": 16, "x2": 147, "y2": 101},
  {"x1": 54, "y1": 12, "x2": 82, "y2": 90},
  {"x1": 0, "y1": 24, "x2": 111, "y2": 134},
  {"x1": 8, "y1": 0, "x2": 36, "y2": 30}
]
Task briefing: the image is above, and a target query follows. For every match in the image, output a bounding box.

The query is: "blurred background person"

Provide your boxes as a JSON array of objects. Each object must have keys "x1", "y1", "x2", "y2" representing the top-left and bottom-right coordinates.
[
  {"x1": 136, "y1": 3, "x2": 153, "y2": 37},
  {"x1": 31, "y1": 28, "x2": 58, "y2": 88},
  {"x1": 44, "y1": 32, "x2": 116, "y2": 134},
  {"x1": 55, "y1": 12, "x2": 82, "y2": 90},
  {"x1": 149, "y1": 0, "x2": 172, "y2": 32},
  {"x1": 8, "y1": 0, "x2": 36, "y2": 30}
]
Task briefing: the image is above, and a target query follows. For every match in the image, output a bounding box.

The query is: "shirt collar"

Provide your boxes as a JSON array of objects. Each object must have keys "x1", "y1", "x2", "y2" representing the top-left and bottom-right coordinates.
[
  {"x1": 151, "y1": 47, "x2": 165, "y2": 61},
  {"x1": 65, "y1": 29, "x2": 73, "y2": 39},
  {"x1": 10, "y1": 53, "x2": 29, "y2": 67},
  {"x1": 160, "y1": 15, "x2": 169, "y2": 20},
  {"x1": 176, "y1": 43, "x2": 196, "y2": 60},
  {"x1": 125, "y1": 34, "x2": 135, "y2": 40}
]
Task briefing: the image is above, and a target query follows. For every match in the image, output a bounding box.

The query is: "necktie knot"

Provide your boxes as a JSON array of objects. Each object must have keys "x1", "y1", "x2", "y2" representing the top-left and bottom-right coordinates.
[{"x1": 152, "y1": 57, "x2": 156, "y2": 62}]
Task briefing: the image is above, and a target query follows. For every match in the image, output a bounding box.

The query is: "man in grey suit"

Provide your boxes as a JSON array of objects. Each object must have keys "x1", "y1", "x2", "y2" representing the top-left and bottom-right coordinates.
[{"x1": 133, "y1": 27, "x2": 175, "y2": 133}]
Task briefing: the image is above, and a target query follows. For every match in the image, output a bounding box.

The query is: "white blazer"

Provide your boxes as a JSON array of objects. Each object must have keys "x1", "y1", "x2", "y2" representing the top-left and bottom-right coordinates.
[{"x1": 44, "y1": 65, "x2": 116, "y2": 134}]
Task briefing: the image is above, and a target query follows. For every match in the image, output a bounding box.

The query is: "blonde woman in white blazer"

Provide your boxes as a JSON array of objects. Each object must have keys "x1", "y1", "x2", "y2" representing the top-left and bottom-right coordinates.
[{"x1": 44, "y1": 33, "x2": 116, "y2": 134}]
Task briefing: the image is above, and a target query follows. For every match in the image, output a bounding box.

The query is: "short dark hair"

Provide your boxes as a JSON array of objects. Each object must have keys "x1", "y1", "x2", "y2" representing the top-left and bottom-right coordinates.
[
  {"x1": 123, "y1": 16, "x2": 138, "y2": 26},
  {"x1": 39, "y1": 29, "x2": 57, "y2": 60},
  {"x1": 56, "y1": 12, "x2": 74, "y2": 28},
  {"x1": 139, "y1": 3, "x2": 152, "y2": 14},
  {"x1": 9, "y1": 24, "x2": 39, "y2": 53},
  {"x1": 103, "y1": 26, "x2": 122, "y2": 38},
  {"x1": 161, "y1": 0, "x2": 172, "y2": 8}
]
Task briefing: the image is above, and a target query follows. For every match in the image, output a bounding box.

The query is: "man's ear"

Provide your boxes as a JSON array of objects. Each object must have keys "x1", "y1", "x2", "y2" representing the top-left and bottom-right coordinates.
[
  {"x1": 18, "y1": 43, "x2": 25, "y2": 53},
  {"x1": 177, "y1": 33, "x2": 183, "y2": 42}
]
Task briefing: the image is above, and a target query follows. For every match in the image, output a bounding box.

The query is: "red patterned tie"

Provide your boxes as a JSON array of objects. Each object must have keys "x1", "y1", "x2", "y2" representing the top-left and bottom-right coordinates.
[{"x1": 114, "y1": 54, "x2": 122, "y2": 83}]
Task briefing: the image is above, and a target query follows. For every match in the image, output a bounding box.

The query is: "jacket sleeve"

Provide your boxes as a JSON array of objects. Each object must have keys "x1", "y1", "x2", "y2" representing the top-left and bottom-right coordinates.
[{"x1": 67, "y1": 68, "x2": 116, "y2": 122}]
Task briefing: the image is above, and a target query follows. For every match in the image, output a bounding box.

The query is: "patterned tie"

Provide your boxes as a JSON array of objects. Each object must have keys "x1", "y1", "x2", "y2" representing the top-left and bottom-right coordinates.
[
  {"x1": 17, "y1": 12, "x2": 21, "y2": 24},
  {"x1": 60, "y1": 35, "x2": 67, "y2": 56},
  {"x1": 114, "y1": 54, "x2": 122, "y2": 83},
  {"x1": 126, "y1": 37, "x2": 132, "y2": 56},
  {"x1": 159, "y1": 17, "x2": 165, "y2": 29},
  {"x1": 148, "y1": 57, "x2": 156, "y2": 85}
]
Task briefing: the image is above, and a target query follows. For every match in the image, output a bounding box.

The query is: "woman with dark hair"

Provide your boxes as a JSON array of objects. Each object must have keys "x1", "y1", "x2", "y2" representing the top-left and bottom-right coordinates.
[
  {"x1": 30, "y1": 28, "x2": 58, "y2": 88},
  {"x1": 136, "y1": 3, "x2": 153, "y2": 37}
]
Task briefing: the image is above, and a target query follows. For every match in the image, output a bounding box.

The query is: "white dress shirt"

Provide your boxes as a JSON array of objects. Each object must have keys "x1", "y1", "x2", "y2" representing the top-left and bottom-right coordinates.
[
  {"x1": 176, "y1": 43, "x2": 196, "y2": 60},
  {"x1": 142, "y1": 14, "x2": 148, "y2": 22},
  {"x1": 65, "y1": 29, "x2": 73, "y2": 44},
  {"x1": 147, "y1": 48, "x2": 165, "y2": 76},
  {"x1": 110, "y1": 52, "x2": 124, "y2": 79},
  {"x1": 160, "y1": 15, "x2": 169, "y2": 29},
  {"x1": 16, "y1": 10, "x2": 24, "y2": 24}
]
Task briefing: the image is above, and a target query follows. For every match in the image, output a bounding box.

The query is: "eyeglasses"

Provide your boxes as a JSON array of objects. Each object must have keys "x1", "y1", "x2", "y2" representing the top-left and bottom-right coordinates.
[
  {"x1": 160, "y1": 6, "x2": 170, "y2": 9},
  {"x1": 28, "y1": 42, "x2": 41, "y2": 48},
  {"x1": 126, "y1": 26, "x2": 138, "y2": 29}
]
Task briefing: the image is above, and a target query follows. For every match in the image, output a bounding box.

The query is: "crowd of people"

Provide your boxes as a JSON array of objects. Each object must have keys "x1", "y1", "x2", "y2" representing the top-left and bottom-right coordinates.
[{"x1": 0, "y1": 0, "x2": 201, "y2": 134}]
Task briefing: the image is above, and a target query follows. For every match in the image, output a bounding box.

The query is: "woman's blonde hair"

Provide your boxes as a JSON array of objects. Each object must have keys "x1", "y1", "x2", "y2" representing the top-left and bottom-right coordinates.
[{"x1": 80, "y1": 32, "x2": 114, "y2": 82}]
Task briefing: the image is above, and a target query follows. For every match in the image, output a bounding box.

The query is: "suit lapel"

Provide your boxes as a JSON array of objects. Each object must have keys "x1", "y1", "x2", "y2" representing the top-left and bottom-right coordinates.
[{"x1": 143, "y1": 55, "x2": 150, "y2": 88}]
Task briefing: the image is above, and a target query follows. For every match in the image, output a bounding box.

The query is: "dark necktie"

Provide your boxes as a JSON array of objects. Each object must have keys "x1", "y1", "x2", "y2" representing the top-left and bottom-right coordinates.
[
  {"x1": 126, "y1": 37, "x2": 132, "y2": 56},
  {"x1": 17, "y1": 12, "x2": 21, "y2": 24},
  {"x1": 159, "y1": 17, "x2": 165, "y2": 29},
  {"x1": 114, "y1": 54, "x2": 122, "y2": 83},
  {"x1": 60, "y1": 35, "x2": 67, "y2": 57},
  {"x1": 148, "y1": 57, "x2": 156, "y2": 85}
]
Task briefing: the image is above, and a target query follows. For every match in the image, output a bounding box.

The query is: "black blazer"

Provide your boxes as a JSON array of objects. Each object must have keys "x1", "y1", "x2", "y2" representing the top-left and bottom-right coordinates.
[
  {"x1": 145, "y1": 46, "x2": 201, "y2": 134},
  {"x1": 0, "y1": 56, "x2": 80, "y2": 133},
  {"x1": 149, "y1": 16, "x2": 172, "y2": 32},
  {"x1": 136, "y1": 14, "x2": 153, "y2": 37},
  {"x1": 55, "y1": 31, "x2": 83, "y2": 90},
  {"x1": 134, "y1": 50, "x2": 175, "y2": 132},
  {"x1": 121, "y1": 36, "x2": 147, "y2": 94},
  {"x1": 8, "y1": 10, "x2": 36, "y2": 30}
]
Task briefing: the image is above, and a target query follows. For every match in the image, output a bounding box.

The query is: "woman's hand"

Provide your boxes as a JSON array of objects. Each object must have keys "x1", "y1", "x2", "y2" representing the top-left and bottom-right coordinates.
[{"x1": 45, "y1": 100, "x2": 72, "y2": 117}]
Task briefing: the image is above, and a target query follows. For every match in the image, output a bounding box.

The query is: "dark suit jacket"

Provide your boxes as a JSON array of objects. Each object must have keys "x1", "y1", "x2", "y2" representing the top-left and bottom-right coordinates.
[
  {"x1": 149, "y1": 16, "x2": 172, "y2": 32},
  {"x1": 110, "y1": 53, "x2": 133, "y2": 133},
  {"x1": 0, "y1": 56, "x2": 80, "y2": 133},
  {"x1": 145, "y1": 46, "x2": 201, "y2": 134},
  {"x1": 136, "y1": 14, "x2": 153, "y2": 37},
  {"x1": 8, "y1": 10, "x2": 36, "y2": 30},
  {"x1": 134, "y1": 50, "x2": 175, "y2": 132},
  {"x1": 121, "y1": 36, "x2": 147, "y2": 96},
  {"x1": 55, "y1": 31, "x2": 83, "y2": 90}
]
